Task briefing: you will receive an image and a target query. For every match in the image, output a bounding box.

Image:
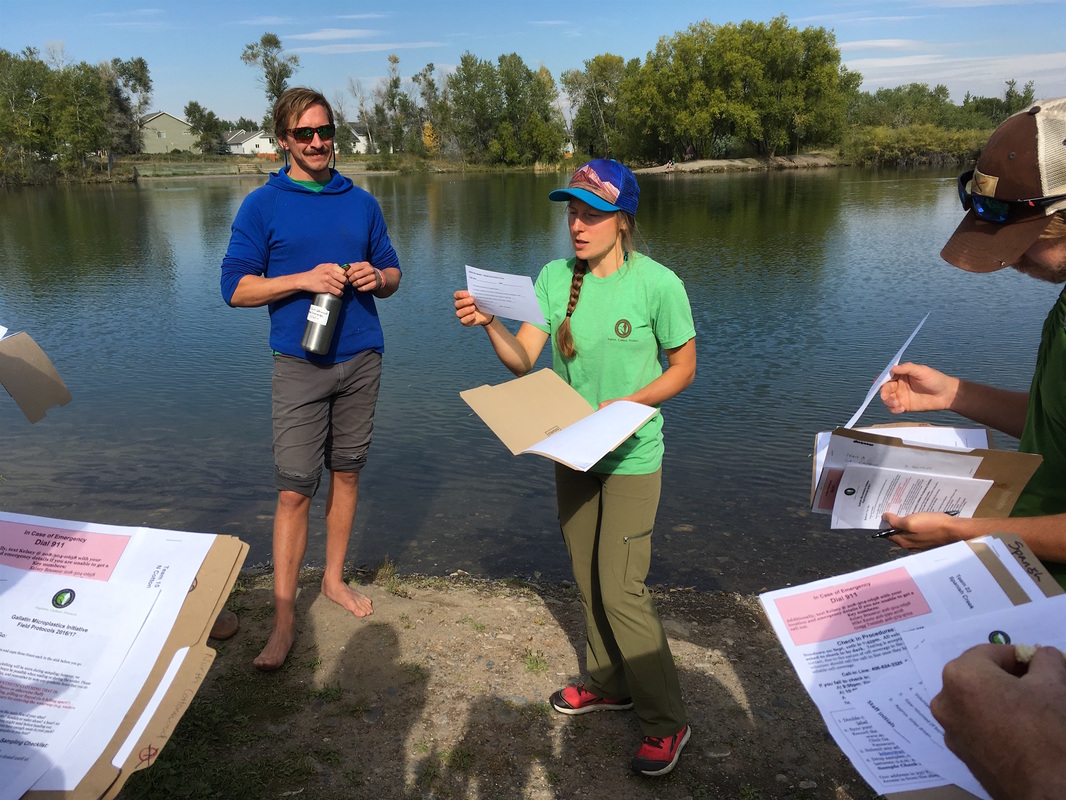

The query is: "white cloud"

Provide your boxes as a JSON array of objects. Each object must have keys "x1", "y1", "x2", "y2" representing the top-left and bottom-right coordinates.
[
  {"x1": 292, "y1": 41, "x2": 443, "y2": 55},
  {"x1": 287, "y1": 29, "x2": 380, "y2": 41},
  {"x1": 919, "y1": 0, "x2": 1058, "y2": 7},
  {"x1": 839, "y1": 39, "x2": 923, "y2": 52},
  {"x1": 849, "y1": 50, "x2": 1066, "y2": 99},
  {"x1": 238, "y1": 16, "x2": 293, "y2": 26}
]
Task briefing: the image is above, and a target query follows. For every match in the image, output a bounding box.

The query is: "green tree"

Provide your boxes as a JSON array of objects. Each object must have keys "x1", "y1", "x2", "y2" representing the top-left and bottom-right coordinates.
[
  {"x1": 108, "y1": 56, "x2": 152, "y2": 152},
  {"x1": 0, "y1": 47, "x2": 56, "y2": 173},
  {"x1": 849, "y1": 83, "x2": 955, "y2": 128},
  {"x1": 445, "y1": 52, "x2": 502, "y2": 161},
  {"x1": 372, "y1": 54, "x2": 417, "y2": 154},
  {"x1": 347, "y1": 77, "x2": 376, "y2": 154},
  {"x1": 626, "y1": 22, "x2": 755, "y2": 161},
  {"x1": 959, "y1": 79, "x2": 1036, "y2": 128},
  {"x1": 241, "y1": 33, "x2": 299, "y2": 130},
  {"x1": 493, "y1": 54, "x2": 564, "y2": 164},
  {"x1": 184, "y1": 100, "x2": 228, "y2": 154},
  {"x1": 626, "y1": 16, "x2": 855, "y2": 160},
  {"x1": 524, "y1": 64, "x2": 566, "y2": 163},
  {"x1": 562, "y1": 53, "x2": 627, "y2": 158},
  {"x1": 230, "y1": 116, "x2": 260, "y2": 133},
  {"x1": 50, "y1": 61, "x2": 110, "y2": 171},
  {"x1": 329, "y1": 95, "x2": 355, "y2": 156}
]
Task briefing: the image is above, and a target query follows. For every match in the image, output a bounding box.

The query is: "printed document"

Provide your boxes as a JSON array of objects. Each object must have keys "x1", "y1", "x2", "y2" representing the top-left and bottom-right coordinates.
[
  {"x1": 760, "y1": 539, "x2": 1048, "y2": 797},
  {"x1": 829, "y1": 464, "x2": 992, "y2": 529},
  {"x1": 0, "y1": 512, "x2": 215, "y2": 796},
  {"x1": 465, "y1": 265, "x2": 546, "y2": 325}
]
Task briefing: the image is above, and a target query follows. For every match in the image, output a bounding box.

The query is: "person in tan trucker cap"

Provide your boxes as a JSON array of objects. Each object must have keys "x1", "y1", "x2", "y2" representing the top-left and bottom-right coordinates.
[{"x1": 876, "y1": 98, "x2": 1066, "y2": 585}]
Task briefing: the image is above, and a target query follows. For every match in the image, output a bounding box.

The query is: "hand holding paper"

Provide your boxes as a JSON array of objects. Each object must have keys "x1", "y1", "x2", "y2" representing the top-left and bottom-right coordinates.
[
  {"x1": 844, "y1": 313, "x2": 928, "y2": 429},
  {"x1": 464, "y1": 265, "x2": 546, "y2": 325}
]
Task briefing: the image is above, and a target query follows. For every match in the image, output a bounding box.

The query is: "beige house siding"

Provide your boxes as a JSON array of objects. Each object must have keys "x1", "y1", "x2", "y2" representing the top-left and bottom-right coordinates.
[{"x1": 141, "y1": 112, "x2": 197, "y2": 154}]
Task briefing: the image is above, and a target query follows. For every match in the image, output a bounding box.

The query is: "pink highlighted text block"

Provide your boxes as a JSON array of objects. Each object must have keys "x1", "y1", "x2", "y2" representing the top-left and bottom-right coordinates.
[{"x1": 774, "y1": 567, "x2": 932, "y2": 646}]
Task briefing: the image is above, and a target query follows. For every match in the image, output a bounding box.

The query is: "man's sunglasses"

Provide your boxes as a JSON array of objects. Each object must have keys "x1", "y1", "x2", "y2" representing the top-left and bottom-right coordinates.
[
  {"x1": 285, "y1": 124, "x2": 336, "y2": 142},
  {"x1": 957, "y1": 169, "x2": 1066, "y2": 223}
]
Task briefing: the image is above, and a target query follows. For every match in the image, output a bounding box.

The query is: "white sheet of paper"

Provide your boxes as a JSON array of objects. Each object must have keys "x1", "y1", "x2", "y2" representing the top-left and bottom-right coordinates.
[
  {"x1": 13, "y1": 514, "x2": 216, "y2": 791},
  {"x1": 878, "y1": 595, "x2": 1066, "y2": 798},
  {"x1": 465, "y1": 265, "x2": 546, "y2": 325},
  {"x1": 112, "y1": 646, "x2": 189, "y2": 768},
  {"x1": 0, "y1": 511, "x2": 215, "y2": 793},
  {"x1": 759, "y1": 541, "x2": 1024, "y2": 796},
  {"x1": 904, "y1": 593, "x2": 1066, "y2": 702},
  {"x1": 0, "y1": 567, "x2": 159, "y2": 799},
  {"x1": 813, "y1": 426, "x2": 990, "y2": 500},
  {"x1": 523, "y1": 400, "x2": 657, "y2": 471},
  {"x1": 829, "y1": 464, "x2": 991, "y2": 529},
  {"x1": 813, "y1": 430, "x2": 985, "y2": 515},
  {"x1": 844, "y1": 313, "x2": 929, "y2": 430},
  {"x1": 848, "y1": 680, "x2": 990, "y2": 799}
]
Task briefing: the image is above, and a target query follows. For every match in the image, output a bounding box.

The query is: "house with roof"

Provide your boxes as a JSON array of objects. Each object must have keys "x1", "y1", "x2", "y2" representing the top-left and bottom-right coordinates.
[
  {"x1": 140, "y1": 112, "x2": 197, "y2": 154},
  {"x1": 226, "y1": 129, "x2": 277, "y2": 156}
]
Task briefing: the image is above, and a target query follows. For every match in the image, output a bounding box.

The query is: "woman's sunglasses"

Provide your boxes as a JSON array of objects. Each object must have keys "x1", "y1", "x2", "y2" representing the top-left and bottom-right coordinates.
[
  {"x1": 286, "y1": 124, "x2": 336, "y2": 142},
  {"x1": 957, "y1": 169, "x2": 1066, "y2": 223}
]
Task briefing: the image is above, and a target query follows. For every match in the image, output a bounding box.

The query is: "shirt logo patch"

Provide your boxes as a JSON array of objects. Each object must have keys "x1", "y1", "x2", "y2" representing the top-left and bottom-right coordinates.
[{"x1": 615, "y1": 319, "x2": 632, "y2": 338}]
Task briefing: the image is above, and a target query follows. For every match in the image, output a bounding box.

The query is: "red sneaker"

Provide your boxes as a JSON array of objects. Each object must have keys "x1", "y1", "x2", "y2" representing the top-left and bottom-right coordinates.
[
  {"x1": 631, "y1": 724, "x2": 691, "y2": 776},
  {"x1": 549, "y1": 683, "x2": 633, "y2": 715}
]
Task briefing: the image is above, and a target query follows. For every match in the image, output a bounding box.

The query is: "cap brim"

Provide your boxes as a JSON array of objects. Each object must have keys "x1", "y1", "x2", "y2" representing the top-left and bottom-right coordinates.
[
  {"x1": 547, "y1": 187, "x2": 620, "y2": 212},
  {"x1": 940, "y1": 209, "x2": 1055, "y2": 273}
]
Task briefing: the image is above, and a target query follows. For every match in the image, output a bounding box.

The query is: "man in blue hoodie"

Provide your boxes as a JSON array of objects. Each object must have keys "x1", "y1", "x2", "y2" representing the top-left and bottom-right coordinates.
[{"x1": 221, "y1": 87, "x2": 401, "y2": 670}]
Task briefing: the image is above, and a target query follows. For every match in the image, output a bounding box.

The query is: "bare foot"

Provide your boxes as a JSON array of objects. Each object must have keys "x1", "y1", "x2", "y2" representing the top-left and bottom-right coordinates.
[
  {"x1": 322, "y1": 576, "x2": 374, "y2": 618},
  {"x1": 253, "y1": 608, "x2": 296, "y2": 671}
]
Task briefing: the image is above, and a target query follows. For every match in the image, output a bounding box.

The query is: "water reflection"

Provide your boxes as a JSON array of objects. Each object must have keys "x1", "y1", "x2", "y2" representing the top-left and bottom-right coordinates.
[{"x1": 0, "y1": 169, "x2": 1056, "y2": 593}]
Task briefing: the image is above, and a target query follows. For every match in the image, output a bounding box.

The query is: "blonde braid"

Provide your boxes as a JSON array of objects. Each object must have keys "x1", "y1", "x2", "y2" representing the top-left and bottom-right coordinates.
[{"x1": 555, "y1": 259, "x2": 587, "y2": 359}]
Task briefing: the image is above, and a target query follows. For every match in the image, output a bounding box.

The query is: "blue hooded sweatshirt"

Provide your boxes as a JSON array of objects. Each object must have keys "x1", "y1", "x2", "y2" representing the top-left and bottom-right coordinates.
[{"x1": 220, "y1": 168, "x2": 401, "y2": 364}]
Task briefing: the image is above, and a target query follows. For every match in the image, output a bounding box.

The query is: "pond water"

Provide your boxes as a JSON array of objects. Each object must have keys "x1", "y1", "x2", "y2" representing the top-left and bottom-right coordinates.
[{"x1": 0, "y1": 167, "x2": 1056, "y2": 593}]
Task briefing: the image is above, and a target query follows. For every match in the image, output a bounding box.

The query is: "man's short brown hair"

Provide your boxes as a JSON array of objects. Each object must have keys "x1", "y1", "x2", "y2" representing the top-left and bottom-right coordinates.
[{"x1": 273, "y1": 88, "x2": 334, "y2": 140}]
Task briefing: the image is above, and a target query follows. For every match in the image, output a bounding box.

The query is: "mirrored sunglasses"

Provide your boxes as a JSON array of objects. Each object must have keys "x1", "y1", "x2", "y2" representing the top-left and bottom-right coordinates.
[
  {"x1": 957, "y1": 169, "x2": 1066, "y2": 224},
  {"x1": 286, "y1": 124, "x2": 336, "y2": 142}
]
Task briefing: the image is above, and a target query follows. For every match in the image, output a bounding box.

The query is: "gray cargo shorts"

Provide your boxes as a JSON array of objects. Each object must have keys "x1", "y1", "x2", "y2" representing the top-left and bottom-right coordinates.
[{"x1": 271, "y1": 350, "x2": 382, "y2": 497}]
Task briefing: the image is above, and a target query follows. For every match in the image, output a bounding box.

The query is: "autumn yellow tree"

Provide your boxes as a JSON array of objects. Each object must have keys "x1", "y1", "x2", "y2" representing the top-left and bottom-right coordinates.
[{"x1": 422, "y1": 120, "x2": 439, "y2": 157}]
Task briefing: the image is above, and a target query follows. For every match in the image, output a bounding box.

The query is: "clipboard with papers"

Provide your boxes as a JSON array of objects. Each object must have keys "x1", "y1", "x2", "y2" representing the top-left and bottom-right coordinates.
[
  {"x1": 811, "y1": 425, "x2": 1042, "y2": 529},
  {"x1": 760, "y1": 534, "x2": 1064, "y2": 800},
  {"x1": 810, "y1": 315, "x2": 1042, "y2": 528},
  {"x1": 460, "y1": 368, "x2": 657, "y2": 472},
  {"x1": 0, "y1": 512, "x2": 247, "y2": 800}
]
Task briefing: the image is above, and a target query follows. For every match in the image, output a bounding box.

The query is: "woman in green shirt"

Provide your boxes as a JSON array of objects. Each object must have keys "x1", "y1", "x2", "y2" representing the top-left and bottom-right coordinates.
[{"x1": 454, "y1": 159, "x2": 697, "y2": 776}]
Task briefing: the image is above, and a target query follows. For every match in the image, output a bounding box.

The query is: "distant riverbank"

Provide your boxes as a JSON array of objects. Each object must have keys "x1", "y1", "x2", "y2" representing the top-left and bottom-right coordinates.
[
  {"x1": 125, "y1": 152, "x2": 842, "y2": 181},
  {"x1": 634, "y1": 152, "x2": 841, "y2": 174}
]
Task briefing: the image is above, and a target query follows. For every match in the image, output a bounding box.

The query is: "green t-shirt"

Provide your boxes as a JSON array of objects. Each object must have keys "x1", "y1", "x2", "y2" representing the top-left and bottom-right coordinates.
[
  {"x1": 532, "y1": 254, "x2": 696, "y2": 475},
  {"x1": 1013, "y1": 286, "x2": 1066, "y2": 586}
]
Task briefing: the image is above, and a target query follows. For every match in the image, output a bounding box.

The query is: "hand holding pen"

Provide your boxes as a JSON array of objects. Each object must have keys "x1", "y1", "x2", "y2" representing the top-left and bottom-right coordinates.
[{"x1": 872, "y1": 509, "x2": 960, "y2": 539}]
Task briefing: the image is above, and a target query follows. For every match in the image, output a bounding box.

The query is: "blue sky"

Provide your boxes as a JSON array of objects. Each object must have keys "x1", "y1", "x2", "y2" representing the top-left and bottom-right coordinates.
[{"x1": 2, "y1": 0, "x2": 1064, "y2": 123}]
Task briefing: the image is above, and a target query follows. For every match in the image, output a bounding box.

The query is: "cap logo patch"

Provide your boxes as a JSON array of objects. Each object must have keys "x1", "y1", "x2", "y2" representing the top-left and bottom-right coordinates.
[
  {"x1": 972, "y1": 169, "x2": 999, "y2": 197},
  {"x1": 569, "y1": 164, "x2": 621, "y2": 204}
]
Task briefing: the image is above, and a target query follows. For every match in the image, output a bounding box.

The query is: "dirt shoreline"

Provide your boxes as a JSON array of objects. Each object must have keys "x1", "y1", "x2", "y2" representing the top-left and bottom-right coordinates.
[
  {"x1": 634, "y1": 153, "x2": 840, "y2": 175},
  {"x1": 120, "y1": 568, "x2": 877, "y2": 800}
]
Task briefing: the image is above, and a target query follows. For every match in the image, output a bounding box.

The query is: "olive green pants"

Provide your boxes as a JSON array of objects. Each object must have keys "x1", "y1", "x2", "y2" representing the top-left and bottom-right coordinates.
[{"x1": 555, "y1": 465, "x2": 686, "y2": 737}]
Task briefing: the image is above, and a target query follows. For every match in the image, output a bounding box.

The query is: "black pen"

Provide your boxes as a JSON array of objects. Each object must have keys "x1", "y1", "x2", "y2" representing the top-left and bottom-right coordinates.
[{"x1": 871, "y1": 509, "x2": 959, "y2": 539}]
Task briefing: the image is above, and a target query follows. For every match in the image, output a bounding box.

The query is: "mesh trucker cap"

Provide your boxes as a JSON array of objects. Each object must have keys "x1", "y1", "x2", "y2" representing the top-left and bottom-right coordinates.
[
  {"x1": 942, "y1": 97, "x2": 1066, "y2": 272},
  {"x1": 549, "y1": 159, "x2": 640, "y2": 216}
]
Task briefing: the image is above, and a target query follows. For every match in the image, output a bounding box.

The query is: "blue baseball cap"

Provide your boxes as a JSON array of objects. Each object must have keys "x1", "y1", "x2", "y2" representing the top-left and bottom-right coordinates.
[{"x1": 549, "y1": 159, "x2": 639, "y2": 216}]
